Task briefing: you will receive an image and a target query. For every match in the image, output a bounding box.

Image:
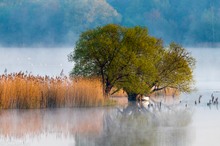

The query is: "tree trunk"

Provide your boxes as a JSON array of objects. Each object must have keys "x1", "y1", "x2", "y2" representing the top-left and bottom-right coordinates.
[
  {"x1": 105, "y1": 86, "x2": 112, "y2": 98},
  {"x1": 127, "y1": 92, "x2": 138, "y2": 101},
  {"x1": 101, "y1": 69, "x2": 106, "y2": 97},
  {"x1": 104, "y1": 80, "x2": 112, "y2": 98}
]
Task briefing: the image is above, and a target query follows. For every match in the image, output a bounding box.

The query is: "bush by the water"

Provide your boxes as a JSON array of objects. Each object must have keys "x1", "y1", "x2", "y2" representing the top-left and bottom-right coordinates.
[{"x1": 0, "y1": 72, "x2": 104, "y2": 109}]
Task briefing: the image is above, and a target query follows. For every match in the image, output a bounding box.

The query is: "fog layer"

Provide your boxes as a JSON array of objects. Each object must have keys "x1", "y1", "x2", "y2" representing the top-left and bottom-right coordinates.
[
  {"x1": 1, "y1": 47, "x2": 220, "y2": 91},
  {"x1": 0, "y1": 48, "x2": 73, "y2": 76}
]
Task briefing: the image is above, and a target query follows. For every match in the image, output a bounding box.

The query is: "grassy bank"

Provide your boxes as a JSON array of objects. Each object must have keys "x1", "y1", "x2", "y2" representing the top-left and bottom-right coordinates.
[{"x1": 0, "y1": 72, "x2": 105, "y2": 109}]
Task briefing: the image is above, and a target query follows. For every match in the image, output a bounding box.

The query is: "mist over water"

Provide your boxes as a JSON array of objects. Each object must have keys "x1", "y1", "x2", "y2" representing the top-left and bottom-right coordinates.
[
  {"x1": 0, "y1": 107, "x2": 193, "y2": 146},
  {"x1": 1, "y1": 47, "x2": 220, "y2": 86},
  {"x1": 0, "y1": 48, "x2": 73, "y2": 76},
  {"x1": 190, "y1": 48, "x2": 220, "y2": 90},
  {"x1": 0, "y1": 47, "x2": 220, "y2": 146}
]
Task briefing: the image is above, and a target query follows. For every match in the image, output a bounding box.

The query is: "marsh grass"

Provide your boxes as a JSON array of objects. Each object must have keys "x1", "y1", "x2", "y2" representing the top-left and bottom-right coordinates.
[{"x1": 0, "y1": 72, "x2": 104, "y2": 109}]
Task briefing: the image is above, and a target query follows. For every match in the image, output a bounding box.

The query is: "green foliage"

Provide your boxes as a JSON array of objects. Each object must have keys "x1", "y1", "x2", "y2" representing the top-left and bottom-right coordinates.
[
  {"x1": 155, "y1": 43, "x2": 195, "y2": 93},
  {"x1": 69, "y1": 24, "x2": 195, "y2": 99}
]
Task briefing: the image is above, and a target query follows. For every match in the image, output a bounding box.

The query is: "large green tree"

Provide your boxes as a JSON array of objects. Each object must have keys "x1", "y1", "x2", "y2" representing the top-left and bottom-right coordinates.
[{"x1": 68, "y1": 24, "x2": 195, "y2": 101}]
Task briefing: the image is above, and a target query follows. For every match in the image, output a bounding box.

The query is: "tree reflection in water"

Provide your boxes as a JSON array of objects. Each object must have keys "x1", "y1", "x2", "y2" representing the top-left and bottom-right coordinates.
[
  {"x1": 75, "y1": 102, "x2": 194, "y2": 146},
  {"x1": 0, "y1": 103, "x2": 193, "y2": 146}
]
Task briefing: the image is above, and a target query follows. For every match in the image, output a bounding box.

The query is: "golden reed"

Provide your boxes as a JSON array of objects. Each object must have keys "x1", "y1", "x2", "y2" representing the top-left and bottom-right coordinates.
[{"x1": 0, "y1": 72, "x2": 104, "y2": 109}]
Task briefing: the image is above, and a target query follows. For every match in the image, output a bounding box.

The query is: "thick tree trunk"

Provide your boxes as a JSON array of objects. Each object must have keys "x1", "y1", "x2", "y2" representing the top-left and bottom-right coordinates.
[
  {"x1": 105, "y1": 85, "x2": 112, "y2": 98},
  {"x1": 127, "y1": 92, "x2": 138, "y2": 101},
  {"x1": 104, "y1": 80, "x2": 113, "y2": 98}
]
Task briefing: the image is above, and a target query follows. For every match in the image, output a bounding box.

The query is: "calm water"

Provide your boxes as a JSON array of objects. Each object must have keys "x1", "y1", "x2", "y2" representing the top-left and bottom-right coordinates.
[
  {"x1": 0, "y1": 48, "x2": 220, "y2": 146},
  {"x1": 0, "y1": 106, "x2": 194, "y2": 146},
  {"x1": 0, "y1": 93, "x2": 218, "y2": 146}
]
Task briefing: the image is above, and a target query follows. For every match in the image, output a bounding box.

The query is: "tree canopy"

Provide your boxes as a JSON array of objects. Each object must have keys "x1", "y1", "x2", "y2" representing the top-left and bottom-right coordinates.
[{"x1": 68, "y1": 24, "x2": 195, "y2": 100}]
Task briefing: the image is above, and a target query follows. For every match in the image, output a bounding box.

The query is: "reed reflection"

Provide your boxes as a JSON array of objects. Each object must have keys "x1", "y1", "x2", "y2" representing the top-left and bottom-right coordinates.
[
  {"x1": 0, "y1": 108, "x2": 104, "y2": 138},
  {"x1": 0, "y1": 104, "x2": 193, "y2": 146}
]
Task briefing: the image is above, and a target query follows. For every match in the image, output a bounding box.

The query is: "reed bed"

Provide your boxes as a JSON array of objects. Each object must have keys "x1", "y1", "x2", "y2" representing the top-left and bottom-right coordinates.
[{"x1": 0, "y1": 72, "x2": 104, "y2": 109}]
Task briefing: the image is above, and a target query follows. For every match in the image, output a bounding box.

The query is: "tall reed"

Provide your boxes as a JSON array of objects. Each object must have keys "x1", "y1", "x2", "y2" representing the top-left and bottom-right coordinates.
[{"x1": 0, "y1": 72, "x2": 104, "y2": 109}]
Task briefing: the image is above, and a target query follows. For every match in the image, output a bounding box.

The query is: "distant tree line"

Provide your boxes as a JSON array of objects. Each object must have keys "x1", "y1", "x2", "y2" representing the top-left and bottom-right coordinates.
[
  {"x1": 0, "y1": 0, "x2": 219, "y2": 47},
  {"x1": 107, "y1": 0, "x2": 220, "y2": 45},
  {"x1": 0, "y1": 0, "x2": 120, "y2": 47},
  {"x1": 108, "y1": 0, "x2": 220, "y2": 46}
]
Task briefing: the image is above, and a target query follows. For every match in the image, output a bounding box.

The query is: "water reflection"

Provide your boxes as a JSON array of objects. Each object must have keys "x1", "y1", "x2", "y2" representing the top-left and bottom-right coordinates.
[
  {"x1": 77, "y1": 102, "x2": 193, "y2": 146},
  {"x1": 0, "y1": 108, "x2": 104, "y2": 146},
  {"x1": 0, "y1": 103, "x2": 193, "y2": 146}
]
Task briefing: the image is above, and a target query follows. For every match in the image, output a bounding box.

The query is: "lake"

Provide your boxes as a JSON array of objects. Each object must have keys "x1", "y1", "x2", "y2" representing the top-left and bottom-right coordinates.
[
  {"x1": 0, "y1": 47, "x2": 220, "y2": 146},
  {"x1": 0, "y1": 97, "x2": 218, "y2": 146}
]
